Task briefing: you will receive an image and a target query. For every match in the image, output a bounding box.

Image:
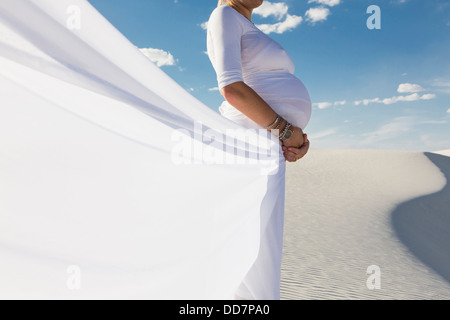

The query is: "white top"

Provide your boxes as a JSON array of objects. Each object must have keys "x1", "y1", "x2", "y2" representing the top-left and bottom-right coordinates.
[{"x1": 207, "y1": 5, "x2": 312, "y2": 130}]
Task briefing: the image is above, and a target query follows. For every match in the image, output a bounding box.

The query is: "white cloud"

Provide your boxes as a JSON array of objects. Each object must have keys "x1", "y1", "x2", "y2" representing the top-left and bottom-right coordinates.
[
  {"x1": 420, "y1": 93, "x2": 437, "y2": 100},
  {"x1": 257, "y1": 14, "x2": 303, "y2": 34},
  {"x1": 139, "y1": 48, "x2": 176, "y2": 67},
  {"x1": 354, "y1": 93, "x2": 436, "y2": 106},
  {"x1": 203, "y1": 0, "x2": 336, "y2": 35},
  {"x1": 397, "y1": 83, "x2": 425, "y2": 93},
  {"x1": 432, "y1": 79, "x2": 450, "y2": 94},
  {"x1": 313, "y1": 102, "x2": 333, "y2": 109},
  {"x1": 354, "y1": 97, "x2": 380, "y2": 106},
  {"x1": 447, "y1": 108, "x2": 450, "y2": 114},
  {"x1": 361, "y1": 116, "x2": 414, "y2": 145},
  {"x1": 334, "y1": 100, "x2": 347, "y2": 106},
  {"x1": 305, "y1": 7, "x2": 331, "y2": 24},
  {"x1": 208, "y1": 87, "x2": 219, "y2": 91},
  {"x1": 309, "y1": 128, "x2": 337, "y2": 139},
  {"x1": 307, "y1": 0, "x2": 340, "y2": 7},
  {"x1": 313, "y1": 100, "x2": 346, "y2": 109},
  {"x1": 381, "y1": 93, "x2": 421, "y2": 105},
  {"x1": 254, "y1": 1, "x2": 289, "y2": 20},
  {"x1": 422, "y1": 120, "x2": 448, "y2": 124},
  {"x1": 381, "y1": 93, "x2": 436, "y2": 104},
  {"x1": 254, "y1": 1, "x2": 303, "y2": 34},
  {"x1": 200, "y1": 21, "x2": 208, "y2": 31},
  {"x1": 358, "y1": 115, "x2": 450, "y2": 151}
]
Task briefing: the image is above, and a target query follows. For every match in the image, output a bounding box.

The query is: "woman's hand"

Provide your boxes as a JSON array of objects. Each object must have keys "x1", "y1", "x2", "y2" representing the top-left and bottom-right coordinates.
[
  {"x1": 281, "y1": 126, "x2": 304, "y2": 149},
  {"x1": 282, "y1": 133, "x2": 310, "y2": 163}
]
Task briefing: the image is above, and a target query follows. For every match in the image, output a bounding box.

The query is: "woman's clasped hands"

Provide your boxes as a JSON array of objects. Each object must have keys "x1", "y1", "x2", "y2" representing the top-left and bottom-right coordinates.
[{"x1": 281, "y1": 126, "x2": 310, "y2": 163}]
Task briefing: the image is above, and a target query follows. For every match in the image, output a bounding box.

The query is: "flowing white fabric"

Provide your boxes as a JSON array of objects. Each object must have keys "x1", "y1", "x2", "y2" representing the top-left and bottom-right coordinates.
[{"x1": 0, "y1": 0, "x2": 286, "y2": 299}]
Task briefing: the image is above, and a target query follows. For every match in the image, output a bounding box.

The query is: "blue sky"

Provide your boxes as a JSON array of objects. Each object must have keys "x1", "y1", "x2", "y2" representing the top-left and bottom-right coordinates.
[{"x1": 87, "y1": 0, "x2": 450, "y2": 151}]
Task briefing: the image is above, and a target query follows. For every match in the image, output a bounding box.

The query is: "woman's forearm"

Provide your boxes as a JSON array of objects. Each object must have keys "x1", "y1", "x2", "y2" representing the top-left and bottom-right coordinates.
[{"x1": 220, "y1": 81, "x2": 287, "y2": 133}]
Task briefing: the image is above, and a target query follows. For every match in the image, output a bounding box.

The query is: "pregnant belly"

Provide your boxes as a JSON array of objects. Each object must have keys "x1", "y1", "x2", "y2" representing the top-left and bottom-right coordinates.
[{"x1": 245, "y1": 71, "x2": 312, "y2": 130}]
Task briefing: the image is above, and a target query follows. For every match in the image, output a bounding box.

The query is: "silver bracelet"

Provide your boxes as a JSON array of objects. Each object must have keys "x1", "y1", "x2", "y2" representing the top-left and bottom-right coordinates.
[
  {"x1": 279, "y1": 121, "x2": 291, "y2": 140},
  {"x1": 274, "y1": 117, "x2": 284, "y2": 130},
  {"x1": 270, "y1": 117, "x2": 286, "y2": 138},
  {"x1": 271, "y1": 118, "x2": 285, "y2": 137},
  {"x1": 264, "y1": 114, "x2": 280, "y2": 129}
]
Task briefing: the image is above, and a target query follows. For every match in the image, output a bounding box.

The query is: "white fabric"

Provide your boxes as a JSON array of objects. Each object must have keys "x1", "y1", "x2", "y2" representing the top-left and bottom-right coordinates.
[
  {"x1": 207, "y1": 5, "x2": 312, "y2": 131},
  {"x1": 0, "y1": 0, "x2": 287, "y2": 300}
]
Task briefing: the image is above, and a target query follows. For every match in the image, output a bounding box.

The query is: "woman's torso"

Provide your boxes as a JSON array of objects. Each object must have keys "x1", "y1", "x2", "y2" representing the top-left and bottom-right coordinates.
[{"x1": 207, "y1": 6, "x2": 311, "y2": 130}]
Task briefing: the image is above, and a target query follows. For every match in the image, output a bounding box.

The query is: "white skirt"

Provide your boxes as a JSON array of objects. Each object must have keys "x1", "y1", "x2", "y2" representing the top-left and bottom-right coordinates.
[{"x1": 219, "y1": 100, "x2": 287, "y2": 300}]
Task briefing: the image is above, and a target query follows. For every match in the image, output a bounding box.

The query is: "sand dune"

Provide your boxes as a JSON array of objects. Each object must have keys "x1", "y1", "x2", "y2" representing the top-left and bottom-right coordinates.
[
  {"x1": 433, "y1": 150, "x2": 450, "y2": 158},
  {"x1": 281, "y1": 148, "x2": 450, "y2": 299}
]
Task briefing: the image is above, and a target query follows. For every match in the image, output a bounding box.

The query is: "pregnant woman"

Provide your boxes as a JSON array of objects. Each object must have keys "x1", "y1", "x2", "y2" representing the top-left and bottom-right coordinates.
[{"x1": 207, "y1": 0, "x2": 312, "y2": 299}]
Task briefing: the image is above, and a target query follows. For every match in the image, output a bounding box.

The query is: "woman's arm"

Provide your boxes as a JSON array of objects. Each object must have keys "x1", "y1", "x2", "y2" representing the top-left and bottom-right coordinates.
[
  {"x1": 220, "y1": 81, "x2": 280, "y2": 129},
  {"x1": 208, "y1": 6, "x2": 305, "y2": 153},
  {"x1": 221, "y1": 81, "x2": 304, "y2": 148}
]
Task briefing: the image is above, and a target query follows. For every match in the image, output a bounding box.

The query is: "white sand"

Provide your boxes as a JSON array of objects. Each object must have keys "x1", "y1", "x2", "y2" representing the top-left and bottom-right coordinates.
[
  {"x1": 281, "y1": 148, "x2": 450, "y2": 299},
  {"x1": 433, "y1": 149, "x2": 450, "y2": 157}
]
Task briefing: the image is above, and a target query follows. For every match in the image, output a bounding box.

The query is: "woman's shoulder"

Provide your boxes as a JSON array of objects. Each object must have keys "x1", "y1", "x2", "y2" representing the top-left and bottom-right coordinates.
[
  {"x1": 211, "y1": 5, "x2": 235, "y2": 16},
  {"x1": 208, "y1": 5, "x2": 250, "y2": 34},
  {"x1": 209, "y1": 5, "x2": 243, "y2": 23}
]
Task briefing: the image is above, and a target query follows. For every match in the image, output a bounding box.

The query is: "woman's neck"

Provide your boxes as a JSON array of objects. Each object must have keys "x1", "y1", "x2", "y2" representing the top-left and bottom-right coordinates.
[{"x1": 228, "y1": 2, "x2": 253, "y2": 22}]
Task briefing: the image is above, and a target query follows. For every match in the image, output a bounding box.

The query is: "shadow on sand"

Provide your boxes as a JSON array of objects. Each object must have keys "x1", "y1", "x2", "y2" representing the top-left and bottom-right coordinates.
[{"x1": 391, "y1": 152, "x2": 450, "y2": 283}]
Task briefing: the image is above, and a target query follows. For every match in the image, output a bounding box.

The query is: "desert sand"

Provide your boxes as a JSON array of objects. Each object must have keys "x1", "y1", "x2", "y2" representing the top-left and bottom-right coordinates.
[{"x1": 281, "y1": 148, "x2": 450, "y2": 299}]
